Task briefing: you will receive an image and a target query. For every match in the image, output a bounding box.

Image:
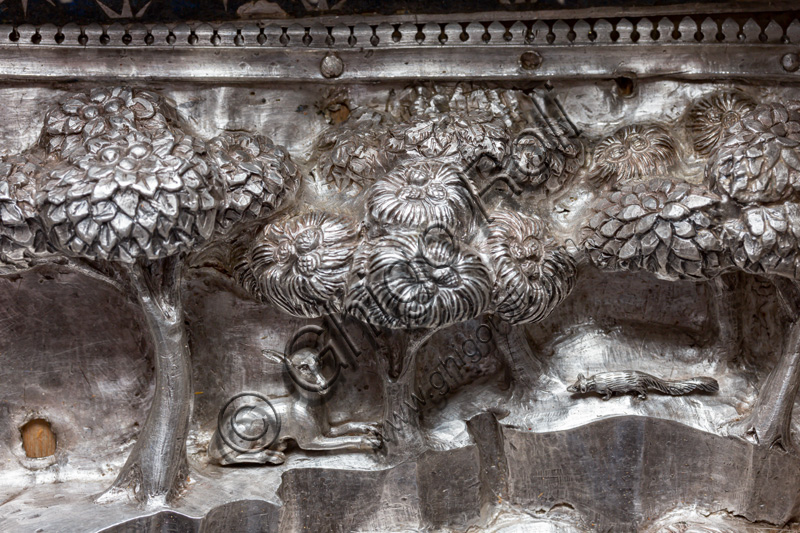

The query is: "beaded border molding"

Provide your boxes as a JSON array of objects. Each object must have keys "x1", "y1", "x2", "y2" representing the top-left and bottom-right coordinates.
[{"x1": 1, "y1": 15, "x2": 799, "y2": 82}]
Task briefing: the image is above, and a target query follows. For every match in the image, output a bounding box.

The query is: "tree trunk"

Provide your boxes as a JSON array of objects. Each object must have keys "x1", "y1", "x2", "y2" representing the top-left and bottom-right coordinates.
[
  {"x1": 496, "y1": 322, "x2": 541, "y2": 399},
  {"x1": 99, "y1": 257, "x2": 192, "y2": 506},
  {"x1": 731, "y1": 277, "x2": 800, "y2": 452},
  {"x1": 708, "y1": 275, "x2": 741, "y2": 361},
  {"x1": 379, "y1": 329, "x2": 435, "y2": 455}
]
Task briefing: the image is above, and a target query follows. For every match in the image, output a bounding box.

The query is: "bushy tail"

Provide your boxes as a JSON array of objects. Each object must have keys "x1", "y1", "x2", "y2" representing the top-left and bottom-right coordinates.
[{"x1": 662, "y1": 376, "x2": 719, "y2": 396}]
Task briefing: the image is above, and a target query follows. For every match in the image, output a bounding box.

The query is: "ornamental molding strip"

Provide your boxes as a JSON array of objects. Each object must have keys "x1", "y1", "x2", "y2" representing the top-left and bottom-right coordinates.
[{"x1": 0, "y1": 15, "x2": 799, "y2": 81}]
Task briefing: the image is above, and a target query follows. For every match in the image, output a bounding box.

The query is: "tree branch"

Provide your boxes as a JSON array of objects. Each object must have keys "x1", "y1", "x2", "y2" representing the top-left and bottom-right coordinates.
[
  {"x1": 773, "y1": 276, "x2": 800, "y2": 319},
  {"x1": 1, "y1": 254, "x2": 130, "y2": 295}
]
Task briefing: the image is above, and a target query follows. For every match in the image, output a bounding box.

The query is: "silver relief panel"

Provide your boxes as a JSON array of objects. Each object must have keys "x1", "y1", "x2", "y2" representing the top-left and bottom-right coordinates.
[{"x1": 1, "y1": 10, "x2": 800, "y2": 533}]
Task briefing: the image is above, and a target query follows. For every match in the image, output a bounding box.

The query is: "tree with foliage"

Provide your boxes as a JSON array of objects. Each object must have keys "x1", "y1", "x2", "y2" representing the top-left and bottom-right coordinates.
[
  {"x1": 0, "y1": 87, "x2": 300, "y2": 505},
  {"x1": 583, "y1": 93, "x2": 800, "y2": 451},
  {"x1": 232, "y1": 85, "x2": 581, "y2": 449}
]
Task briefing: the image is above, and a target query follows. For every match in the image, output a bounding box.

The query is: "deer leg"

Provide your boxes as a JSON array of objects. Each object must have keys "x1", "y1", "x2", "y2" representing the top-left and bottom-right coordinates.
[
  {"x1": 302, "y1": 435, "x2": 381, "y2": 451},
  {"x1": 327, "y1": 422, "x2": 381, "y2": 437},
  {"x1": 208, "y1": 430, "x2": 286, "y2": 466},
  {"x1": 214, "y1": 448, "x2": 286, "y2": 466}
]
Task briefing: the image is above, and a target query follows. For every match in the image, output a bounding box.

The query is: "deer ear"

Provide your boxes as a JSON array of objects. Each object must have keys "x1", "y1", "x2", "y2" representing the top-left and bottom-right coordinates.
[
  {"x1": 262, "y1": 349, "x2": 286, "y2": 366},
  {"x1": 577, "y1": 373, "x2": 585, "y2": 380}
]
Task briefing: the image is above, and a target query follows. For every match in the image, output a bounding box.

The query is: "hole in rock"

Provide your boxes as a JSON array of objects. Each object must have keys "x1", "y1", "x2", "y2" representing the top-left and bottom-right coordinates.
[{"x1": 21, "y1": 419, "x2": 56, "y2": 458}]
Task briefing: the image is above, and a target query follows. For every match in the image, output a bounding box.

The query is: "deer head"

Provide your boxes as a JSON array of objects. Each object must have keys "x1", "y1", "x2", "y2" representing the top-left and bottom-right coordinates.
[{"x1": 263, "y1": 347, "x2": 337, "y2": 395}]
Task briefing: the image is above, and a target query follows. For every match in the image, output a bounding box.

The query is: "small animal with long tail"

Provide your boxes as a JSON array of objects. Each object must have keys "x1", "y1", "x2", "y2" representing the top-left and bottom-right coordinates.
[{"x1": 567, "y1": 371, "x2": 719, "y2": 400}]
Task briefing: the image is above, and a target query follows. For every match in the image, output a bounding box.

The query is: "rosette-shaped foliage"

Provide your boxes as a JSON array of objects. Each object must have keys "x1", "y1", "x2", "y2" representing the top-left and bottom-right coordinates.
[
  {"x1": 488, "y1": 210, "x2": 577, "y2": 324},
  {"x1": 508, "y1": 125, "x2": 584, "y2": 193},
  {"x1": 583, "y1": 179, "x2": 726, "y2": 281},
  {"x1": 0, "y1": 152, "x2": 44, "y2": 263},
  {"x1": 315, "y1": 111, "x2": 392, "y2": 192},
  {"x1": 588, "y1": 124, "x2": 678, "y2": 187},
  {"x1": 235, "y1": 212, "x2": 360, "y2": 317},
  {"x1": 721, "y1": 204, "x2": 800, "y2": 279},
  {"x1": 687, "y1": 91, "x2": 755, "y2": 156},
  {"x1": 367, "y1": 160, "x2": 476, "y2": 234},
  {"x1": 388, "y1": 84, "x2": 526, "y2": 130},
  {"x1": 39, "y1": 129, "x2": 220, "y2": 261},
  {"x1": 42, "y1": 87, "x2": 175, "y2": 160},
  {"x1": 386, "y1": 112, "x2": 509, "y2": 164},
  {"x1": 208, "y1": 132, "x2": 300, "y2": 232},
  {"x1": 345, "y1": 230, "x2": 491, "y2": 329},
  {"x1": 707, "y1": 102, "x2": 800, "y2": 205}
]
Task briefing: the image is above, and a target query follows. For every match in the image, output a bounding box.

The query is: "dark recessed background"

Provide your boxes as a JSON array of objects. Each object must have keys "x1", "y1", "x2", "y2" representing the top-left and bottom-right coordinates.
[{"x1": 1, "y1": 0, "x2": 797, "y2": 25}]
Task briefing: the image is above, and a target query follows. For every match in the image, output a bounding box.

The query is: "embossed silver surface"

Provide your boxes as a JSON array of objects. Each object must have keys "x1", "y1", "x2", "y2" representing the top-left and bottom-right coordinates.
[{"x1": 2, "y1": 5, "x2": 800, "y2": 533}]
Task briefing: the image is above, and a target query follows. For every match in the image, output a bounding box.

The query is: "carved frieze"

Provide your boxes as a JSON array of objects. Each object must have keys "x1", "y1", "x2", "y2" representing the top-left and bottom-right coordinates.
[{"x1": 3, "y1": 8, "x2": 800, "y2": 533}]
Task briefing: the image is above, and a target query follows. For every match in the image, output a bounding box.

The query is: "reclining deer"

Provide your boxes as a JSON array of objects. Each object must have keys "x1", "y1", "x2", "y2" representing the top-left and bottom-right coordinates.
[{"x1": 208, "y1": 347, "x2": 382, "y2": 465}]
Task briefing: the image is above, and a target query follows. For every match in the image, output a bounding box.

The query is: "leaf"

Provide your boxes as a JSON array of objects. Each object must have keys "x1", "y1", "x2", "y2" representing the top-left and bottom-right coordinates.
[
  {"x1": 635, "y1": 213, "x2": 658, "y2": 234},
  {"x1": 616, "y1": 222, "x2": 636, "y2": 240},
  {"x1": 671, "y1": 237, "x2": 701, "y2": 261},
  {"x1": 673, "y1": 220, "x2": 696, "y2": 238},
  {"x1": 405, "y1": 121, "x2": 434, "y2": 145},
  {"x1": 682, "y1": 194, "x2": 715, "y2": 210},
  {"x1": 0, "y1": 203, "x2": 24, "y2": 225},
  {"x1": 589, "y1": 211, "x2": 608, "y2": 230},
  {"x1": 600, "y1": 219, "x2": 623, "y2": 238},
  {"x1": 655, "y1": 243, "x2": 670, "y2": 269},
  {"x1": 743, "y1": 233, "x2": 763, "y2": 262},
  {"x1": 661, "y1": 202, "x2": 690, "y2": 221},
  {"x1": 654, "y1": 220, "x2": 672, "y2": 243},
  {"x1": 745, "y1": 208, "x2": 766, "y2": 236},
  {"x1": 641, "y1": 231, "x2": 659, "y2": 256},
  {"x1": 783, "y1": 147, "x2": 800, "y2": 172},
  {"x1": 618, "y1": 236, "x2": 640, "y2": 260},
  {"x1": 763, "y1": 141, "x2": 781, "y2": 170},
  {"x1": 743, "y1": 118, "x2": 765, "y2": 133},
  {"x1": 695, "y1": 229, "x2": 722, "y2": 251},
  {"x1": 75, "y1": 218, "x2": 100, "y2": 244},
  {"x1": 772, "y1": 161, "x2": 790, "y2": 196},
  {"x1": 620, "y1": 204, "x2": 646, "y2": 221}
]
